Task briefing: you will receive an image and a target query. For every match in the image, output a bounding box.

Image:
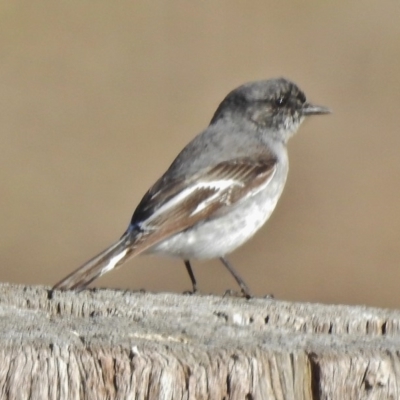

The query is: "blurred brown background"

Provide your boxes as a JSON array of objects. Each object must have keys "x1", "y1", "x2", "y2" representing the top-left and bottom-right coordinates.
[{"x1": 1, "y1": 1, "x2": 400, "y2": 308}]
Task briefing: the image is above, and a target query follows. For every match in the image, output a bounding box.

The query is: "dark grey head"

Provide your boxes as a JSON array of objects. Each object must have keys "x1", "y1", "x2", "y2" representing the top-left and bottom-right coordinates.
[{"x1": 210, "y1": 78, "x2": 330, "y2": 142}]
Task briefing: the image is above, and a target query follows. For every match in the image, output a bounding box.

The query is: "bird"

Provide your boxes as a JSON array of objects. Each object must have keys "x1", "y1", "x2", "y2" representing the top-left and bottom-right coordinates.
[{"x1": 53, "y1": 77, "x2": 330, "y2": 297}]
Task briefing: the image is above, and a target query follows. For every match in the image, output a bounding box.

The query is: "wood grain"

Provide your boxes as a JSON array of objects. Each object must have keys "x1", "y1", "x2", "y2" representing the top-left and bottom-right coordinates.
[{"x1": 0, "y1": 283, "x2": 399, "y2": 399}]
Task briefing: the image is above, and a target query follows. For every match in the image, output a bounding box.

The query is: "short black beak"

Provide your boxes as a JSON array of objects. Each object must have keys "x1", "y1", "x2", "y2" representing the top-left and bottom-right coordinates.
[{"x1": 302, "y1": 103, "x2": 331, "y2": 116}]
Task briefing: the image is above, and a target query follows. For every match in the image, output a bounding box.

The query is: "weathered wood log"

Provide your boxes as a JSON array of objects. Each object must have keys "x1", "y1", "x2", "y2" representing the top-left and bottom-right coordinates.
[{"x1": 0, "y1": 283, "x2": 399, "y2": 399}]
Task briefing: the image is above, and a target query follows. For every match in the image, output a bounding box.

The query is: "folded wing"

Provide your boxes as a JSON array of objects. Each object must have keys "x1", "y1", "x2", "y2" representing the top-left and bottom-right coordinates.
[
  {"x1": 53, "y1": 156, "x2": 277, "y2": 290},
  {"x1": 135, "y1": 156, "x2": 278, "y2": 235}
]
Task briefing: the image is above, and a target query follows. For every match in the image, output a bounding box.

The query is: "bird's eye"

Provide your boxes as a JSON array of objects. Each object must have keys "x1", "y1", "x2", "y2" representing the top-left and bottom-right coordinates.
[
  {"x1": 275, "y1": 94, "x2": 289, "y2": 107},
  {"x1": 297, "y1": 91, "x2": 306, "y2": 103}
]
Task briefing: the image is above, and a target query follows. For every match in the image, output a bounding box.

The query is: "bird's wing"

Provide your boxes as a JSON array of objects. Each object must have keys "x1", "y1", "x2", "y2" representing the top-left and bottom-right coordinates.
[
  {"x1": 53, "y1": 156, "x2": 277, "y2": 291},
  {"x1": 132, "y1": 156, "x2": 278, "y2": 239}
]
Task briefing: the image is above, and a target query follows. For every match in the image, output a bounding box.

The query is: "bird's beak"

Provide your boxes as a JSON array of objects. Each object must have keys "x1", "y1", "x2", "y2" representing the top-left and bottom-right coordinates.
[{"x1": 302, "y1": 103, "x2": 331, "y2": 116}]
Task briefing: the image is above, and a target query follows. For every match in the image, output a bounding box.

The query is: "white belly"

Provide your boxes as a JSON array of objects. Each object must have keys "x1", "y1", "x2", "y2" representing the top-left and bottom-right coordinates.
[{"x1": 148, "y1": 168, "x2": 287, "y2": 259}]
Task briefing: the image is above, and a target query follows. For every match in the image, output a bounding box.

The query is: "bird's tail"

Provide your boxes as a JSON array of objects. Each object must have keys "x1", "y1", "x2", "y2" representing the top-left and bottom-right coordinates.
[{"x1": 53, "y1": 231, "x2": 141, "y2": 291}]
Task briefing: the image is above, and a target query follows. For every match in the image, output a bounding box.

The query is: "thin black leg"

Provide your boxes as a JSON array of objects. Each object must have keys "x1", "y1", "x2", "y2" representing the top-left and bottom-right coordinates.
[
  {"x1": 219, "y1": 257, "x2": 252, "y2": 298},
  {"x1": 184, "y1": 260, "x2": 197, "y2": 293}
]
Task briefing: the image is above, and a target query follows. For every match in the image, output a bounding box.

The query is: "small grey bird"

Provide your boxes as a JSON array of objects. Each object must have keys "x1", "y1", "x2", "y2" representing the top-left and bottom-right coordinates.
[{"x1": 53, "y1": 78, "x2": 330, "y2": 296}]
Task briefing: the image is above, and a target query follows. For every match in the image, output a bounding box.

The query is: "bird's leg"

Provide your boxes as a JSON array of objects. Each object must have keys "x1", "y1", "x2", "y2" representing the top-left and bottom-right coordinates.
[
  {"x1": 184, "y1": 260, "x2": 198, "y2": 293},
  {"x1": 219, "y1": 257, "x2": 252, "y2": 299}
]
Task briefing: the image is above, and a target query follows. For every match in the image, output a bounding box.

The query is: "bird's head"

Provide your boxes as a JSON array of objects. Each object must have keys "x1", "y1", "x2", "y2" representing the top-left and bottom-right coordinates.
[{"x1": 211, "y1": 78, "x2": 330, "y2": 143}]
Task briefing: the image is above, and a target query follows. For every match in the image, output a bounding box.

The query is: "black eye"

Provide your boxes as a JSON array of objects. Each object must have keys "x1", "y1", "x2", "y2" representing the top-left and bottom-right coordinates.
[
  {"x1": 275, "y1": 94, "x2": 289, "y2": 107},
  {"x1": 297, "y1": 91, "x2": 306, "y2": 103}
]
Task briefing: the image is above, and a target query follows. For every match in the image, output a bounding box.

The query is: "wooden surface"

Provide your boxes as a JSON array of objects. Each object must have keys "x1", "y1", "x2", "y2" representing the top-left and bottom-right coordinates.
[{"x1": 0, "y1": 284, "x2": 399, "y2": 399}]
